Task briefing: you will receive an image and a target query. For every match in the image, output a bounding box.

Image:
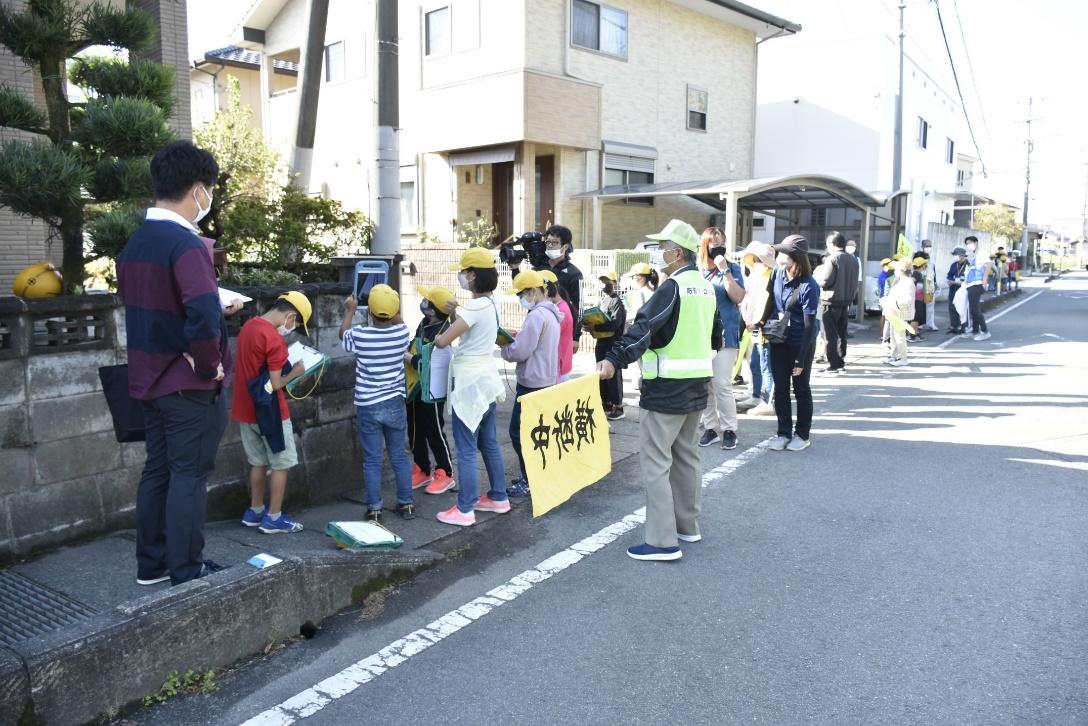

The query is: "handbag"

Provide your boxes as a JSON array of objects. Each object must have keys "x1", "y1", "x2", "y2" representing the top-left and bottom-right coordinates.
[
  {"x1": 98, "y1": 364, "x2": 146, "y2": 442},
  {"x1": 761, "y1": 285, "x2": 800, "y2": 345}
]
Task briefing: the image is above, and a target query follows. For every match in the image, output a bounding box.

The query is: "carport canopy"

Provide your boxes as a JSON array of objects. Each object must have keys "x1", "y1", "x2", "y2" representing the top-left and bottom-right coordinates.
[{"x1": 573, "y1": 174, "x2": 890, "y2": 318}]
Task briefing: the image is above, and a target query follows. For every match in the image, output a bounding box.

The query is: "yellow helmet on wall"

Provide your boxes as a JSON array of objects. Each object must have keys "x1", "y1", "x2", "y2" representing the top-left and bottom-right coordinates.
[{"x1": 13, "y1": 262, "x2": 63, "y2": 299}]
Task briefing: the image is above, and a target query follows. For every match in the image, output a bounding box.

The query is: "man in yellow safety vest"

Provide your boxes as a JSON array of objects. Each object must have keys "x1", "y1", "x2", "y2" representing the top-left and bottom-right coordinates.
[{"x1": 597, "y1": 219, "x2": 721, "y2": 561}]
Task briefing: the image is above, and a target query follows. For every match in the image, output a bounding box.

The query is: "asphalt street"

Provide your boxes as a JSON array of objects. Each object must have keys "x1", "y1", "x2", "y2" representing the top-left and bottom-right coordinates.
[{"x1": 132, "y1": 273, "x2": 1088, "y2": 726}]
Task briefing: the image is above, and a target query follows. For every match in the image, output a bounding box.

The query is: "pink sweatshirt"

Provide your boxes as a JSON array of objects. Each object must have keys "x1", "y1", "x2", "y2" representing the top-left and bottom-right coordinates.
[{"x1": 556, "y1": 299, "x2": 574, "y2": 379}]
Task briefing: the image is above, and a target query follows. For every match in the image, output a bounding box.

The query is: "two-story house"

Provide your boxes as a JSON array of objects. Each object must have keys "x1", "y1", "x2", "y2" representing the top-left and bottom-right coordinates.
[{"x1": 193, "y1": 0, "x2": 799, "y2": 250}]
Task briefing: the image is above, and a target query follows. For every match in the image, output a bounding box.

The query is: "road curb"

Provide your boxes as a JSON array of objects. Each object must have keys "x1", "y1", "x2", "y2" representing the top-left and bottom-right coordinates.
[{"x1": 4, "y1": 549, "x2": 441, "y2": 726}]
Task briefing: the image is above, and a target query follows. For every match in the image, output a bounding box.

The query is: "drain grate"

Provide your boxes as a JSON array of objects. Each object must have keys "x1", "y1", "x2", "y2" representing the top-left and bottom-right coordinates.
[{"x1": 0, "y1": 571, "x2": 98, "y2": 647}]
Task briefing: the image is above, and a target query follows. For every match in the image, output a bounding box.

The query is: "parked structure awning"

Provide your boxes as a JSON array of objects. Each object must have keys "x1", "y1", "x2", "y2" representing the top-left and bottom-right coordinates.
[{"x1": 448, "y1": 145, "x2": 517, "y2": 167}]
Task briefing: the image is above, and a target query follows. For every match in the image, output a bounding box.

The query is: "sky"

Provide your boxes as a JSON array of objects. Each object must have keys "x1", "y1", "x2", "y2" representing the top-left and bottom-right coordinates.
[
  {"x1": 757, "y1": 0, "x2": 1088, "y2": 237},
  {"x1": 184, "y1": 0, "x2": 1088, "y2": 238}
]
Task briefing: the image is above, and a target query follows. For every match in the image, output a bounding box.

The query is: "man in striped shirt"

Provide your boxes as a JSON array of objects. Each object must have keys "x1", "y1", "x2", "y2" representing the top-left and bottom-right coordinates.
[{"x1": 340, "y1": 284, "x2": 416, "y2": 521}]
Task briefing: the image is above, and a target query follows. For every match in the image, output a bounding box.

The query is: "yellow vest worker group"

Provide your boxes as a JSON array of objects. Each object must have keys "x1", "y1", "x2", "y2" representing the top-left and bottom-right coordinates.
[{"x1": 641, "y1": 268, "x2": 716, "y2": 380}]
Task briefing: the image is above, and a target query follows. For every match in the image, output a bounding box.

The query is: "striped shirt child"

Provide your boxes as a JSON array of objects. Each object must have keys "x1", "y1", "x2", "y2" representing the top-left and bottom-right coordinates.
[{"x1": 342, "y1": 323, "x2": 412, "y2": 407}]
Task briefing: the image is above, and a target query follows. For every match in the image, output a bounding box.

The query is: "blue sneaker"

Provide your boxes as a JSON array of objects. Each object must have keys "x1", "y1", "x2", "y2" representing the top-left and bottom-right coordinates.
[
  {"x1": 241, "y1": 508, "x2": 264, "y2": 527},
  {"x1": 259, "y1": 513, "x2": 304, "y2": 534},
  {"x1": 507, "y1": 479, "x2": 530, "y2": 498},
  {"x1": 626, "y1": 543, "x2": 682, "y2": 561}
]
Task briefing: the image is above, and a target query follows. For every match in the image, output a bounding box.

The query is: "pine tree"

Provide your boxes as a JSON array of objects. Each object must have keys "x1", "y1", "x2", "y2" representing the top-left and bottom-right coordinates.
[{"x1": 0, "y1": 0, "x2": 175, "y2": 291}]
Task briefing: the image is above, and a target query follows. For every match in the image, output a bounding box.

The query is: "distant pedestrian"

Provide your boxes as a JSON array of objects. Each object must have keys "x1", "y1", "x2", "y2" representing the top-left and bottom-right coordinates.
[
  {"x1": 696, "y1": 227, "x2": 745, "y2": 451},
  {"x1": 963, "y1": 236, "x2": 992, "y2": 341},
  {"x1": 946, "y1": 246, "x2": 969, "y2": 334},
  {"x1": 885, "y1": 259, "x2": 915, "y2": 367},
  {"x1": 118, "y1": 140, "x2": 230, "y2": 587},
  {"x1": 586, "y1": 271, "x2": 627, "y2": 420},
  {"x1": 739, "y1": 242, "x2": 776, "y2": 416},
  {"x1": 765, "y1": 236, "x2": 819, "y2": 452},
  {"x1": 920, "y1": 240, "x2": 940, "y2": 331},
  {"x1": 598, "y1": 220, "x2": 721, "y2": 562},
  {"x1": 818, "y1": 231, "x2": 860, "y2": 374}
]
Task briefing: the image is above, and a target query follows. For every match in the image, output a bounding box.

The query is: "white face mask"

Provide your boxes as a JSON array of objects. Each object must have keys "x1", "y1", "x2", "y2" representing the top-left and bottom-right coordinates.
[
  {"x1": 966, "y1": 244, "x2": 977, "y2": 253},
  {"x1": 192, "y1": 185, "x2": 212, "y2": 223},
  {"x1": 457, "y1": 272, "x2": 471, "y2": 291},
  {"x1": 648, "y1": 251, "x2": 665, "y2": 269},
  {"x1": 277, "y1": 322, "x2": 294, "y2": 337},
  {"x1": 845, "y1": 246, "x2": 856, "y2": 255},
  {"x1": 518, "y1": 296, "x2": 535, "y2": 311},
  {"x1": 545, "y1": 248, "x2": 564, "y2": 260}
]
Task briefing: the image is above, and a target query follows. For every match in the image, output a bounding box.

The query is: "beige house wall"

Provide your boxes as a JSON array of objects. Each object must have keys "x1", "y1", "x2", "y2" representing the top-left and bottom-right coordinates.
[{"x1": 455, "y1": 163, "x2": 494, "y2": 232}]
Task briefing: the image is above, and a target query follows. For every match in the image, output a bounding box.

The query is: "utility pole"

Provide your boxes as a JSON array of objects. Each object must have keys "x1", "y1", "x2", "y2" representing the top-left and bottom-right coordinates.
[
  {"x1": 891, "y1": 1, "x2": 905, "y2": 192},
  {"x1": 1080, "y1": 163, "x2": 1088, "y2": 244},
  {"x1": 291, "y1": 0, "x2": 330, "y2": 189},
  {"x1": 371, "y1": 0, "x2": 400, "y2": 255},
  {"x1": 1020, "y1": 96, "x2": 1033, "y2": 254}
]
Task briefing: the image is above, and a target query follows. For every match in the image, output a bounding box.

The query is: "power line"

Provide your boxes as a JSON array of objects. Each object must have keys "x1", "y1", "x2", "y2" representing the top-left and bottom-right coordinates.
[
  {"x1": 949, "y1": 0, "x2": 990, "y2": 140},
  {"x1": 932, "y1": 0, "x2": 987, "y2": 177}
]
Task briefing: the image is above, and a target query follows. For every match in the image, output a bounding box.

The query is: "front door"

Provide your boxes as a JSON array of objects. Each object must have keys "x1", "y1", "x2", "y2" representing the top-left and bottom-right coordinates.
[
  {"x1": 492, "y1": 162, "x2": 514, "y2": 242},
  {"x1": 535, "y1": 155, "x2": 555, "y2": 232}
]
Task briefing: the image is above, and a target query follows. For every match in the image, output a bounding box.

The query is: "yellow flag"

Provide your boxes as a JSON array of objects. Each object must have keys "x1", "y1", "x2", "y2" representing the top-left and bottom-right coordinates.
[
  {"x1": 519, "y1": 374, "x2": 612, "y2": 517},
  {"x1": 897, "y1": 232, "x2": 914, "y2": 260}
]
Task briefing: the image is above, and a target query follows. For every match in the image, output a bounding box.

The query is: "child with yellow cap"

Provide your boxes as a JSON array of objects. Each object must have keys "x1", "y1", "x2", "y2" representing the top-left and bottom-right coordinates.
[
  {"x1": 408, "y1": 285, "x2": 456, "y2": 495},
  {"x1": 340, "y1": 284, "x2": 417, "y2": 521},
  {"x1": 235, "y1": 292, "x2": 312, "y2": 533}
]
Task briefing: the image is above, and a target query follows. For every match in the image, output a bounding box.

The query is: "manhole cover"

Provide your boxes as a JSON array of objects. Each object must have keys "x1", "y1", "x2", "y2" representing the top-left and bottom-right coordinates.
[{"x1": 0, "y1": 571, "x2": 98, "y2": 647}]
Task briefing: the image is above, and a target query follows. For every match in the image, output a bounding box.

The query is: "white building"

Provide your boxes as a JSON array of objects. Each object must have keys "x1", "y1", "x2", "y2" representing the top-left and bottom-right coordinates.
[
  {"x1": 190, "y1": 0, "x2": 800, "y2": 251},
  {"x1": 754, "y1": 0, "x2": 968, "y2": 253}
]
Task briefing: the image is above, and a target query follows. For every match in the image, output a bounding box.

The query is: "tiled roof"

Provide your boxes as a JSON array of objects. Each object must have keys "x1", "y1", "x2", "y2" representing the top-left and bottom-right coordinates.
[{"x1": 201, "y1": 46, "x2": 299, "y2": 74}]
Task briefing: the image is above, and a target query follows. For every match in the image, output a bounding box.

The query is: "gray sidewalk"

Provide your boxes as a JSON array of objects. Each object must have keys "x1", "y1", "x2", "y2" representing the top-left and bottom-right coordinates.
[{"x1": 0, "y1": 354, "x2": 647, "y2": 726}]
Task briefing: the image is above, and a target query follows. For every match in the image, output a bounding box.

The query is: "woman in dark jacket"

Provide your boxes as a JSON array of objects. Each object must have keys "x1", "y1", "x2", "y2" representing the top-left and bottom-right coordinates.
[{"x1": 761, "y1": 236, "x2": 820, "y2": 452}]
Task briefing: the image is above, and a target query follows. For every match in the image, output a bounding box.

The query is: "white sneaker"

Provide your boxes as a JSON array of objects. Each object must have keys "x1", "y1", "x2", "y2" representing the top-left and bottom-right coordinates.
[
  {"x1": 889, "y1": 358, "x2": 909, "y2": 367},
  {"x1": 973, "y1": 332, "x2": 991, "y2": 341},
  {"x1": 749, "y1": 401, "x2": 776, "y2": 416},
  {"x1": 677, "y1": 532, "x2": 702, "y2": 543},
  {"x1": 768, "y1": 435, "x2": 790, "y2": 451},
  {"x1": 735, "y1": 396, "x2": 759, "y2": 411},
  {"x1": 786, "y1": 435, "x2": 811, "y2": 451}
]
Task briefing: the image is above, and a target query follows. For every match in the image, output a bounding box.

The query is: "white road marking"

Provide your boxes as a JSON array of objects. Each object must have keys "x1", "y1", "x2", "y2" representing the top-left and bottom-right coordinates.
[
  {"x1": 936, "y1": 290, "x2": 1046, "y2": 350},
  {"x1": 240, "y1": 438, "x2": 776, "y2": 725}
]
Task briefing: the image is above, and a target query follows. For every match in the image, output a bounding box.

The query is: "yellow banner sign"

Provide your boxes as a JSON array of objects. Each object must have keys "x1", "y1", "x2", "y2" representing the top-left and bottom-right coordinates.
[{"x1": 518, "y1": 374, "x2": 612, "y2": 517}]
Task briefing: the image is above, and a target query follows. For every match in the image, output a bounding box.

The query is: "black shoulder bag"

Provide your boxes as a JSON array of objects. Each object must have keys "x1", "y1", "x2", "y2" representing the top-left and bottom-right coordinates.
[{"x1": 761, "y1": 285, "x2": 800, "y2": 345}]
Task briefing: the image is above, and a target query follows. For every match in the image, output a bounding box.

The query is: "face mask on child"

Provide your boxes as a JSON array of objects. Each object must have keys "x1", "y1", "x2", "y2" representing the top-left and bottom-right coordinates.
[
  {"x1": 519, "y1": 296, "x2": 535, "y2": 311},
  {"x1": 277, "y1": 317, "x2": 294, "y2": 337},
  {"x1": 457, "y1": 272, "x2": 471, "y2": 290}
]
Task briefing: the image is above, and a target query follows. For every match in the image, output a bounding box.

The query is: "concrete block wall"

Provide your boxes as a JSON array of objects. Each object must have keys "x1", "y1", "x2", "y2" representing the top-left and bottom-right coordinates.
[{"x1": 0, "y1": 286, "x2": 362, "y2": 561}]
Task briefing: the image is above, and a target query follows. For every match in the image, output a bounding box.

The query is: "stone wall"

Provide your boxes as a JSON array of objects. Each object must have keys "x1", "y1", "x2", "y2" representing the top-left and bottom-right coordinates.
[{"x1": 0, "y1": 285, "x2": 361, "y2": 561}]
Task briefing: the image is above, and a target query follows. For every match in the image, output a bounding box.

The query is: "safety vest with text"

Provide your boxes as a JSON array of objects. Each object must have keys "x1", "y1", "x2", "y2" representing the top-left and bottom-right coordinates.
[{"x1": 641, "y1": 269, "x2": 716, "y2": 380}]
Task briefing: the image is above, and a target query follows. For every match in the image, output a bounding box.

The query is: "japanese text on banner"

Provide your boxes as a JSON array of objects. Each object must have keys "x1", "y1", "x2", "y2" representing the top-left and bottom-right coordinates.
[{"x1": 518, "y1": 374, "x2": 612, "y2": 517}]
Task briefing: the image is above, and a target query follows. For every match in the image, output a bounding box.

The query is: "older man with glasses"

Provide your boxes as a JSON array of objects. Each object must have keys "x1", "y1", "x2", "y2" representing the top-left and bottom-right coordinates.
[{"x1": 598, "y1": 219, "x2": 721, "y2": 562}]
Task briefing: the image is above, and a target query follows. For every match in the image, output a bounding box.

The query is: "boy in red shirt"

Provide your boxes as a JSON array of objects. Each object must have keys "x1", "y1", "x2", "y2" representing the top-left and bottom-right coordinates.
[{"x1": 233, "y1": 292, "x2": 311, "y2": 533}]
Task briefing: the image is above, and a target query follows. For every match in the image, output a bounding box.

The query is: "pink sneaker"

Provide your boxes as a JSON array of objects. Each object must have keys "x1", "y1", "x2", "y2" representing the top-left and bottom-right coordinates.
[
  {"x1": 411, "y1": 464, "x2": 433, "y2": 490},
  {"x1": 474, "y1": 495, "x2": 511, "y2": 514},
  {"x1": 425, "y1": 470, "x2": 457, "y2": 495},
  {"x1": 436, "y1": 506, "x2": 475, "y2": 527}
]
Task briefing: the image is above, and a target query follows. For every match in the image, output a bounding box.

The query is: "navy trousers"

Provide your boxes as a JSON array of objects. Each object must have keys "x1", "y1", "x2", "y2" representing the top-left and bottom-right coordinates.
[{"x1": 136, "y1": 389, "x2": 227, "y2": 585}]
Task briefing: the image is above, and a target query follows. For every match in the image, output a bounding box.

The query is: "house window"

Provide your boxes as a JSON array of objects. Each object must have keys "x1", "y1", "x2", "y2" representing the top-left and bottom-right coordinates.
[
  {"x1": 945, "y1": 137, "x2": 954, "y2": 164},
  {"x1": 917, "y1": 117, "x2": 929, "y2": 149},
  {"x1": 425, "y1": 6, "x2": 451, "y2": 57},
  {"x1": 604, "y1": 159, "x2": 654, "y2": 207},
  {"x1": 572, "y1": 0, "x2": 628, "y2": 59},
  {"x1": 400, "y1": 181, "x2": 417, "y2": 228},
  {"x1": 687, "y1": 85, "x2": 708, "y2": 131},
  {"x1": 323, "y1": 41, "x2": 345, "y2": 82}
]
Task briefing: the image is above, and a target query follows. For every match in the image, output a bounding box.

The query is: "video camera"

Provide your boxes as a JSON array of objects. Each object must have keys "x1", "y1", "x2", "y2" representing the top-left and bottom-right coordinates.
[{"x1": 498, "y1": 231, "x2": 548, "y2": 269}]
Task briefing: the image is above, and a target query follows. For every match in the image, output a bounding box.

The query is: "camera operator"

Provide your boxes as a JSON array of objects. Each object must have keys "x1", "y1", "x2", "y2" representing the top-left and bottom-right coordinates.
[{"x1": 507, "y1": 225, "x2": 583, "y2": 341}]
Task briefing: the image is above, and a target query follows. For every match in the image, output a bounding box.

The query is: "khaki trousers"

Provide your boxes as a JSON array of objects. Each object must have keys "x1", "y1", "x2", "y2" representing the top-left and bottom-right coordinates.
[
  {"x1": 640, "y1": 408, "x2": 702, "y2": 548},
  {"x1": 700, "y1": 347, "x2": 738, "y2": 434}
]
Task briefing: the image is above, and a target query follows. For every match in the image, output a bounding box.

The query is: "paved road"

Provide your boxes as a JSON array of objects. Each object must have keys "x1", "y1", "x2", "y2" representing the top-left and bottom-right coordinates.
[{"x1": 134, "y1": 274, "x2": 1088, "y2": 726}]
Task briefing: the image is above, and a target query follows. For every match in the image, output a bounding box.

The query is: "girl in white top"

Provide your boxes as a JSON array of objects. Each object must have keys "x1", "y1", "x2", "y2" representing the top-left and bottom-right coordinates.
[{"x1": 433, "y1": 249, "x2": 509, "y2": 526}]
